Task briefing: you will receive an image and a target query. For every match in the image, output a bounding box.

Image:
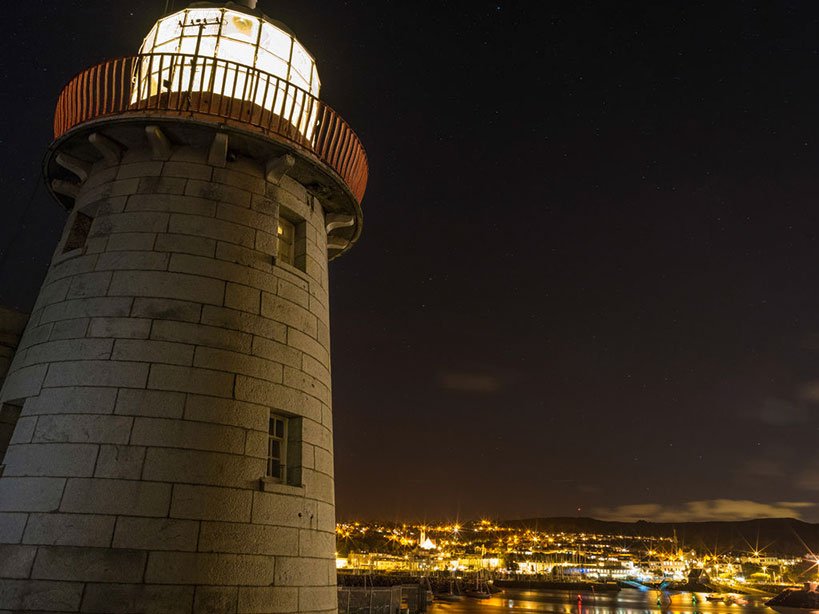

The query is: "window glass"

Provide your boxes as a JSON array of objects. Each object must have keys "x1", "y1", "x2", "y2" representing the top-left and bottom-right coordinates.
[
  {"x1": 257, "y1": 49, "x2": 288, "y2": 81},
  {"x1": 156, "y1": 17, "x2": 182, "y2": 48},
  {"x1": 184, "y1": 8, "x2": 223, "y2": 33},
  {"x1": 267, "y1": 414, "x2": 288, "y2": 481},
  {"x1": 224, "y1": 11, "x2": 259, "y2": 42},
  {"x1": 195, "y1": 37, "x2": 218, "y2": 59},
  {"x1": 0, "y1": 403, "x2": 23, "y2": 465},
  {"x1": 179, "y1": 36, "x2": 199, "y2": 55},
  {"x1": 218, "y1": 38, "x2": 256, "y2": 68},
  {"x1": 289, "y1": 71, "x2": 310, "y2": 93},
  {"x1": 154, "y1": 39, "x2": 181, "y2": 54},
  {"x1": 142, "y1": 25, "x2": 157, "y2": 52},
  {"x1": 261, "y1": 23, "x2": 293, "y2": 62},
  {"x1": 63, "y1": 212, "x2": 93, "y2": 254},
  {"x1": 290, "y1": 43, "x2": 313, "y2": 88},
  {"x1": 311, "y1": 64, "x2": 321, "y2": 97},
  {"x1": 277, "y1": 218, "x2": 296, "y2": 265}
]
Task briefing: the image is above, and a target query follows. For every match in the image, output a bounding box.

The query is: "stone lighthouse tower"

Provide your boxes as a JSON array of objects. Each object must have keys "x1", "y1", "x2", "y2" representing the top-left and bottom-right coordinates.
[{"x1": 0, "y1": 1, "x2": 366, "y2": 611}]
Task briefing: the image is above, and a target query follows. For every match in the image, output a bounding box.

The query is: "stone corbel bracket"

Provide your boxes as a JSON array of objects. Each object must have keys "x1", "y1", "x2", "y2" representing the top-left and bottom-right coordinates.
[
  {"x1": 145, "y1": 125, "x2": 173, "y2": 160},
  {"x1": 52, "y1": 153, "x2": 91, "y2": 201},
  {"x1": 326, "y1": 213, "x2": 355, "y2": 255},
  {"x1": 326, "y1": 214, "x2": 355, "y2": 234},
  {"x1": 209, "y1": 133, "x2": 230, "y2": 168},
  {"x1": 89, "y1": 132, "x2": 124, "y2": 166},
  {"x1": 266, "y1": 154, "x2": 296, "y2": 184}
]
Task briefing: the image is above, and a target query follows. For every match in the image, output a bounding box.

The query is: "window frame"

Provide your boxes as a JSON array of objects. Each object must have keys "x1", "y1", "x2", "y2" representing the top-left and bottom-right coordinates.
[
  {"x1": 261, "y1": 411, "x2": 303, "y2": 490},
  {"x1": 0, "y1": 402, "x2": 23, "y2": 475},
  {"x1": 276, "y1": 217, "x2": 296, "y2": 267},
  {"x1": 267, "y1": 413, "x2": 288, "y2": 482}
]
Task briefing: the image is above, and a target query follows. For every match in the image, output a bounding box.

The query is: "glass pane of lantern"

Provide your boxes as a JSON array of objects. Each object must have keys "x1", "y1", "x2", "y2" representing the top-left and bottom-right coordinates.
[
  {"x1": 218, "y1": 38, "x2": 256, "y2": 68},
  {"x1": 261, "y1": 22, "x2": 292, "y2": 62},
  {"x1": 188, "y1": 14, "x2": 220, "y2": 44},
  {"x1": 257, "y1": 49, "x2": 288, "y2": 81},
  {"x1": 224, "y1": 11, "x2": 259, "y2": 42},
  {"x1": 154, "y1": 39, "x2": 180, "y2": 54},
  {"x1": 311, "y1": 64, "x2": 321, "y2": 97},
  {"x1": 179, "y1": 36, "x2": 198, "y2": 55},
  {"x1": 185, "y1": 8, "x2": 223, "y2": 31},
  {"x1": 258, "y1": 79, "x2": 283, "y2": 115},
  {"x1": 197, "y1": 36, "x2": 218, "y2": 58},
  {"x1": 142, "y1": 25, "x2": 157, "y2": 53},
  {"x1": 291, "y1": 43, "x2": 312, "y2": 87},
  {"x1": 156, "y1": 16, "x2": 182, "y2": 47},
  {"x1": 290, "y1": 73, "x2": 309, "y2": 92}
]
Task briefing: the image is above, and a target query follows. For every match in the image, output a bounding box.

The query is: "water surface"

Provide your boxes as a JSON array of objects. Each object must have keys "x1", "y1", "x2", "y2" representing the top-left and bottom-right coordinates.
[{"x1": 429, "y1": 588, "x2": 776, "y2": 614}]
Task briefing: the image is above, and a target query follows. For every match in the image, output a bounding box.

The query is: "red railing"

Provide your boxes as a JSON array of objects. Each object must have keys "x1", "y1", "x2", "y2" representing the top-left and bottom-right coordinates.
[{"x1": 53, "y1": 53, "x2": 368, "y2": 204}]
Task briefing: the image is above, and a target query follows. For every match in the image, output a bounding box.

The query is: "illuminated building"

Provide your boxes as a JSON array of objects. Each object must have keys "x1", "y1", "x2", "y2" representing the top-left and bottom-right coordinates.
[{"x1": 0, "y1": 0, "x2": 366, "y2": 611}]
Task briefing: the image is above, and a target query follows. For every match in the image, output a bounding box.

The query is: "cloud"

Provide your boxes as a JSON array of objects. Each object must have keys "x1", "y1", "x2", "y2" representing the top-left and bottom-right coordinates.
[
  {"x1": 798, "y1": 381, "x2": 819, "y2": 404},
  {"x1": 795, "y1": 460, "x2": 819, "y2": 491},
  {"x1": 800, "y1": 334, "x2": 819, "y2": 351},
  {"x1": 758, "y1": 397, "x2": 810, "y2": 425},
  {"x1": 595, "y1": 504, "x2": 662, "y2": 519},
  {"x1": 439, "y1": 372, "x2": 502, "y2": 393},
  {"x1": 593, "y1": 499, "x2": 814, "y2": 522},
  {"x1": 744, "y1": 458, "x2": 786, "y2": 478}
]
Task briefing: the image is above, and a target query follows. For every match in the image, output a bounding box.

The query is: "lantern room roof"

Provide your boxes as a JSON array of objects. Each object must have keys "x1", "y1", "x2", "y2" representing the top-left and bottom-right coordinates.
[{"x1": 184, "y1": 1, "x2": 298, "y2": 37}]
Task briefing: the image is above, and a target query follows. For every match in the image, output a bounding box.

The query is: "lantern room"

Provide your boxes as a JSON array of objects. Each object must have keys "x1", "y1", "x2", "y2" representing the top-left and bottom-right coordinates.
[
  {"x1": 47, "y1": 0, "x2": 368, "y2": 234},
  {"x1": 134, "y1": 1, "x2": 321, "y2": 138}
]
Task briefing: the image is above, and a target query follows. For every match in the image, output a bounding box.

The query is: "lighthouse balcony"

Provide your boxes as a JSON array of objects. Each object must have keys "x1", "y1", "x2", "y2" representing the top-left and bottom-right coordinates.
[{"x1": 51, "y1": 52, "x2": 368, "y2": 209}]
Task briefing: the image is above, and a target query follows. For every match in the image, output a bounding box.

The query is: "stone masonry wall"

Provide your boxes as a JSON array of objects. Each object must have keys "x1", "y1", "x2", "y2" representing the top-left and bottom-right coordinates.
[{"x1": 0, "y1": 143, "x2": 337, "y2": 614}]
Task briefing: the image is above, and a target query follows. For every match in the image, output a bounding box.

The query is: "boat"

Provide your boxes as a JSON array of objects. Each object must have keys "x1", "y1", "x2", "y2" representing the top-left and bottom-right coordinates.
[
  {"x1": 464, "y1": 573, "x2": 493, "y2": 599},
  {"x1": 435, "y1": 580, "x2": 465, "y2": 602},
  {"x1": 707, "y1": 593, "x2": 746, "y2": 604},
  {"x1": 765, "y1": 582, "x2": 819, "y2": 613}
]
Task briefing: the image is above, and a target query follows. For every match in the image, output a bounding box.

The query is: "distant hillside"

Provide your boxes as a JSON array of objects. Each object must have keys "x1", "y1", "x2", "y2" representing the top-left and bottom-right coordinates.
[{"x1": 504, "y1": 517, "x2": 819, "y2": 556}]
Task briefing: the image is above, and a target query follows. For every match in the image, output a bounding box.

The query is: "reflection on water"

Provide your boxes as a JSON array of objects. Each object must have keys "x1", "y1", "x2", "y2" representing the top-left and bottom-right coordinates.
[{"x1": 429, "y1": 588, "x2": 777, "y2": 614}]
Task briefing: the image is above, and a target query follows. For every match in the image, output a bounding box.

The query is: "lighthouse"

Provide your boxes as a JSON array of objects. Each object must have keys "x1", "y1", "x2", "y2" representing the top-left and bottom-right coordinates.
[{"x1": 0, "y1": 1, "x2": 366, "y2": 611}]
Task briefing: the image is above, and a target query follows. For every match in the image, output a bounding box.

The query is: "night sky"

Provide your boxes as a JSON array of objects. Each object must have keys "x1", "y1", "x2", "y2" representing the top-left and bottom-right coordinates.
[{"x1": 2, "y1": 1, "x2": 819, "y2": 523}]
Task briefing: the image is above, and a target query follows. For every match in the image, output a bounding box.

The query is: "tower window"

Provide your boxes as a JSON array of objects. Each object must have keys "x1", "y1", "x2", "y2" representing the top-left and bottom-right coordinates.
[
  {"x1": 0, "y1": 403, "x2": 22, "y2": 468},
  {"x1": 63, "y1": 211, "x2": 93, "y2": 254},
  {"x1": 263, "y1": 412, "x2": 303, "y2": 489},
  {"x1": 267, "y1": 413, "x2": 288, "y2": 482},
  {"x1": 276, "y1": 218, "x2": 296, "y2": 266}
]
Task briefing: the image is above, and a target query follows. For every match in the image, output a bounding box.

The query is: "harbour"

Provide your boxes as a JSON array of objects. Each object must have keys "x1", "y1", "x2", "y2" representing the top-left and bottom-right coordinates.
[
  {"x1": 425, "y1": 588, "x2": 786, "y2": 614},
  {"x1": 337, "y1": 573, "x2": 819, "y2": 614}
]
